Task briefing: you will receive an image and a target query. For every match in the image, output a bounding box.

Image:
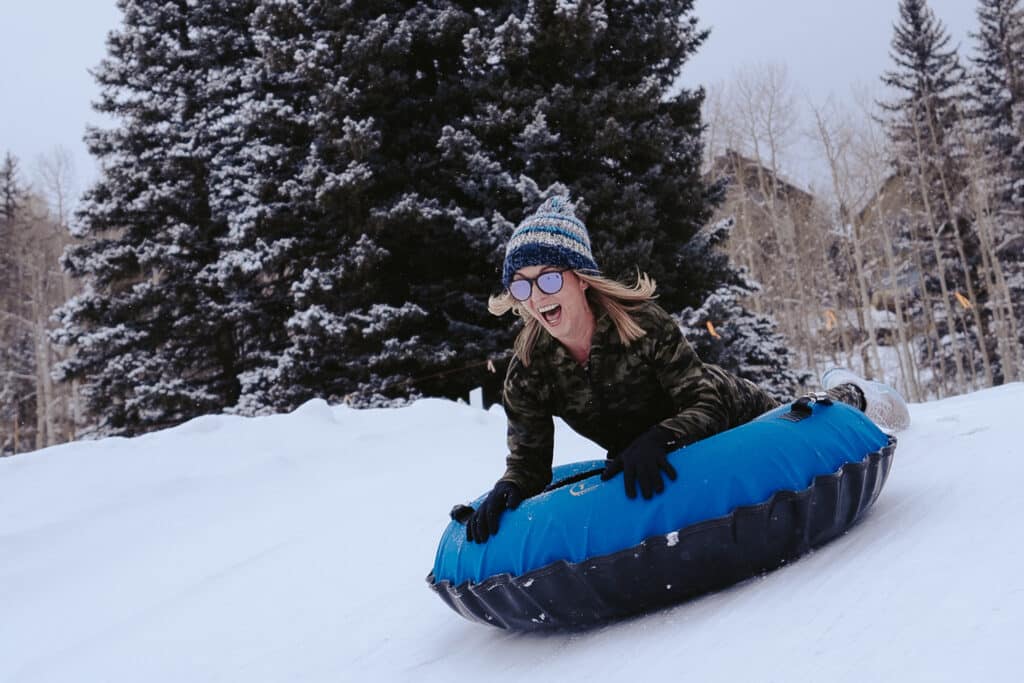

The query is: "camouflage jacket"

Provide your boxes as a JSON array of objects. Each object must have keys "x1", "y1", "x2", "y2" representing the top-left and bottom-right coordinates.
[{"x1": 499, "y1": 302, "x2": 780, "y2": 497}]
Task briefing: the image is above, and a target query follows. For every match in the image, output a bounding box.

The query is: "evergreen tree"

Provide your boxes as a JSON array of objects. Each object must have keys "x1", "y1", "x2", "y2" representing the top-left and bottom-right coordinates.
[
  {"x1": 227, "y1": 0, "x2": 799, "y2": 411},
  {"x1": 447, "y1": 0, "x2": 721, "y2": 312},
  {"x1": 1, "y1": 153, "x2": 26, "y2": 224},
  {"x1": 195, "y1": 0, "x2": 305, "y2": 415},
  {"x1": 0, "y1": 153, "x2": 26, "y2": 300},
  {"x1": 0, "y1": 153, "x2": 34, "y2": 452},
  {"x1": 439, "y1": 0, "x2": 803, "y2": 392},
  {"x1": 0, "y1": 331, "x2": 35, "y2": 454},
  {"x1": 52, "y1": 0, "x2": 255, "y2": 435},
  {"x1": 969, "y1": 0, "x2": 1024, "y2": 209},
  {"x1": 59, "y1": 0, "x2": 803, "y2": 425},
  {"x1": 207, "y1": 2, "x2": 508, "y2": 413},
  {"x1": 968, "y1": 0, "x2": 1024, "y2": 373},
  {"x1": 880, "y1": 0, "x2": 967, "y2": 214}
]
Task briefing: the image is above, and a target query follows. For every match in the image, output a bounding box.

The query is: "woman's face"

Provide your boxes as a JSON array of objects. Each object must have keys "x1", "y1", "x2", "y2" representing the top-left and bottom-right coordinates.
[{"x1": 511, "y1": 265, "x2": 592, "y2": 342}]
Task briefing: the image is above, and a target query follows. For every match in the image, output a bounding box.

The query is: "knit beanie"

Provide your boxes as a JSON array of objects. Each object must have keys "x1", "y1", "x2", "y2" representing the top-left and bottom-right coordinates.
[{"x1": 501, "y1": 196, "x2": 600, "y2": 287}]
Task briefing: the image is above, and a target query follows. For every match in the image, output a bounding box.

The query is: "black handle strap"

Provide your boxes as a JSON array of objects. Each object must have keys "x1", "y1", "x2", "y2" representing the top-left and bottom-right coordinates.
[
  {"x1": 784, "y1": 391, "x2": 833, "y2": 421},
  {"x1": 450, "y1": 504, "x2": 475, "y2": 524}
]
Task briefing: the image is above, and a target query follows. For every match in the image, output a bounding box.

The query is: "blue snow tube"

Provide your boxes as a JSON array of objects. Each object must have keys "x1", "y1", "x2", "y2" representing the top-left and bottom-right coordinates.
[{"x1": 427, "y1": 398, "x2": 896, "y2": 630}]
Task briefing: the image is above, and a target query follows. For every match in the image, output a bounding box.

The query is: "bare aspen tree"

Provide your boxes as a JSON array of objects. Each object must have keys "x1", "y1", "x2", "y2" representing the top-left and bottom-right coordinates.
[
  {"x1": 35, "y1": 147, "x2": 76, "y2": 228},
  {"x1": 703, "y1": 79, "x2": 767, "y2": 316},
  {"x1": 808, "y1": 195, "x2": 855, "y2": 370},
  {"x1": 32, "y1": 247, "x2": 56, "y2": 447},
  {"x1": 702, "y1": 81, "x2": 730, "y2": 174},
  {"x1": 850, "y1": 91, "x2": 925, "y2": 400},
  {"x1": 918, "y1": 98, "x2": 995, "y2": 387},
  {"x1": 730, "y1": 63, "x2": 821, "y2": 372},
  {"x1": 810, "y1": 100, "x2": 884, "y2": 382},
  {"x1": 15, "y1": 194, "x2": 64, "y2": 449},
  {"x1": 35, "y1": 146, "x2": 83, "y2": 440},
  {"x1": 798, "y1": 102, "x2": 856, "y2": 374},
  {"x1": 725, "y1": 151, "x2": 764, "y2": 313},
  {"x1": 0, "y1": 149, "x2": 83, "y2": 453},
  {"x1": 703, "y1": 81, "x2": 753, "y2": 283},
  {"x1": 730, "y1": 66, "x2": 791, "y2": 322},
  {"x1": 906, "y1": 109, "x2": 970, "y2": 393}
]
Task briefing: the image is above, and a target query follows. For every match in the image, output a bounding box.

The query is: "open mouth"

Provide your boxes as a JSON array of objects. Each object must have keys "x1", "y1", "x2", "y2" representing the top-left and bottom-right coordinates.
[{"x1": 539, "y1": 303, "x2": 562, "y2": 326}]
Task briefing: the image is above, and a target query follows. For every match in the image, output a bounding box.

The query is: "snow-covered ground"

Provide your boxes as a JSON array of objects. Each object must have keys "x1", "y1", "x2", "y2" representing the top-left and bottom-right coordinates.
[{"x1": 2, "y1": 384, "x2": 1022, "y2": 682}]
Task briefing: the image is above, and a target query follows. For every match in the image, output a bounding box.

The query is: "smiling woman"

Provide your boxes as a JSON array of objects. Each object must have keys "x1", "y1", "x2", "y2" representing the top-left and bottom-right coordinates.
[{"x1": 466, "y1": 194, "x2": 783, "y2": 542}]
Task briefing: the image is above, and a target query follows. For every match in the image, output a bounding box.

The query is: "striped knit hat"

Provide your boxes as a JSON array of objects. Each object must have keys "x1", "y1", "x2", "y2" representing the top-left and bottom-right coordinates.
[{"x1": 501, "y1": 196, "x2": 600, "y2": 286}]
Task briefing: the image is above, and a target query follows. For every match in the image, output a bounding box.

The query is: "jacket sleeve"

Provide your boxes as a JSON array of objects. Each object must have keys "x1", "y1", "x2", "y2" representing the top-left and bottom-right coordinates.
[
  {"x1": 643, "y1": 305, "x2": 778, "y2": 445},
  {"x1": 499, "y1": 359, "x2": 555, "y2": 498}
]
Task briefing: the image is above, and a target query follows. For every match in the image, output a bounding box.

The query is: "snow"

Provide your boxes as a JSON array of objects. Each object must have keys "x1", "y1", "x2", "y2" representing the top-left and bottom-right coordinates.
[{"x1": 2, "y1": 385, "x2": 1024, "y2": 682}]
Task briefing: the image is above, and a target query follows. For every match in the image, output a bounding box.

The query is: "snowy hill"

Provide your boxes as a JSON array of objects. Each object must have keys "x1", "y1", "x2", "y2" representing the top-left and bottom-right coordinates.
[{"x1": 2, "y1": 385, "x2": 1023, "y2": 682}]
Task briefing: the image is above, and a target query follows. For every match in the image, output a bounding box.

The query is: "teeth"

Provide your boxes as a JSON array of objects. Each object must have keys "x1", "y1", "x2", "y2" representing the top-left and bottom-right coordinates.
[{"x1": 539, "y1": 304, "x2": 560, "y2": 313}]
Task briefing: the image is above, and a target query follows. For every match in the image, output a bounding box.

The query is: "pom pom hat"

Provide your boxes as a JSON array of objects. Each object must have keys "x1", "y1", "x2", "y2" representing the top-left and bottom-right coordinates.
[{"x1": 501, "y1": 196, "x2": 600, "y2": 287}]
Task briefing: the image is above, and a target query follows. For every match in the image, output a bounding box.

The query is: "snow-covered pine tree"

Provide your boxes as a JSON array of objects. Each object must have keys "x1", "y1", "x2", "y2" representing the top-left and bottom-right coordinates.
[
  {"x1": 438, "y1": 0, "x2": 802, "y2": 393},
  {"x1": 969, "y1": 0, "x2": 1024, "y2": 208},
  {"x1": 450, "y1": 0, "x2": 717, "y2": 313},
  {"x1": 967, "y1": 0, "x2": 1024, "y2": 378},
  {"x1": 0, "y1": 153, "x2": 25, "y2": 225},
  {"x1": 213, "y1": 2, "x2": 509, "y2": 412},
  {"x1": 0, "y1": 153, "x2": 35, "y2": 453},
  {"x1": 52, "y1": 0, "x2": 255, "y2": 435},
  {"x1": 55, "y1": 0, "x2": 805, "y2": 421},
  {"x1": 195, "y1": 0, "x2": 312, "y2": 414},
  {"x1": 878, "y1": 0, "x2": 992, "y2": 395}
]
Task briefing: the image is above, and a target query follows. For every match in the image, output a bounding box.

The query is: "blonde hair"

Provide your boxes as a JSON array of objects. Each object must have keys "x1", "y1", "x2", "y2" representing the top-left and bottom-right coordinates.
[{"x1": 488, "y1": 270, "x2": 658, "y2": 366}]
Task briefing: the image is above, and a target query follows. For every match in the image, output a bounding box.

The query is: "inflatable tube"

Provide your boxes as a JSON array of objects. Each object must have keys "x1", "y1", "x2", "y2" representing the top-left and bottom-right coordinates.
[{"x1": 426, "y1": 398, "x2": 896, "y2": 631}]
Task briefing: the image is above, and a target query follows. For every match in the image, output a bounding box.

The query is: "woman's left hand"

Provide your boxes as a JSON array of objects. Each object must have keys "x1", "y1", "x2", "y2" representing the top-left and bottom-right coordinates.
[
  {"x1": 466, "y1": 481, "x2": 523, "y2": 543},
  {"x1": 600, "y1": 425, "x2": 678, "y2": 499}
]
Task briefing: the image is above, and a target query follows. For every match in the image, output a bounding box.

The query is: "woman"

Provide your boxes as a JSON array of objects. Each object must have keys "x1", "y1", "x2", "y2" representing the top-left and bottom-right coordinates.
[{"x1": 466, "y1": 196, "x2": 906, "y2": 543}]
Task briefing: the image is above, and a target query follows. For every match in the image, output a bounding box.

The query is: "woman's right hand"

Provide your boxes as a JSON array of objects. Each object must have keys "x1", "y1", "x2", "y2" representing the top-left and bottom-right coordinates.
[
  {"x1": 600, "y1": 425, "x2": 678, "y2": 499},
  {"x1": 466, "y1": 481, "x2": 523, "y2": 543}
]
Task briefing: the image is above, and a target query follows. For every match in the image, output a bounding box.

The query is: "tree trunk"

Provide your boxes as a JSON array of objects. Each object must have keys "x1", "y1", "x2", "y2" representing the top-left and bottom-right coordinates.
[
  {"x1": 922, "y1": 103, "x2": 993, "y2": 387},
  {"x1": 909, "y1": 113, "x2": 968, "y2": 393}
]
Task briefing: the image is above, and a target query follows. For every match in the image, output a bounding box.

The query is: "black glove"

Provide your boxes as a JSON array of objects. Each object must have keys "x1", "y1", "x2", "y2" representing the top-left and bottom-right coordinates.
[
  {"x1": 466, "y1": 481, "x2": 523, "y2": 543},
  {"x1": 600, "y1": 425, "x2": 678, "y2": 500}
]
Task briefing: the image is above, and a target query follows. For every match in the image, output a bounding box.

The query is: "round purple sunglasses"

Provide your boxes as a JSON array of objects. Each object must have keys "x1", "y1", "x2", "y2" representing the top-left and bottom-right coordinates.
[{"x1": 508, "y1": 269, "x2": 569, "y2": 302}]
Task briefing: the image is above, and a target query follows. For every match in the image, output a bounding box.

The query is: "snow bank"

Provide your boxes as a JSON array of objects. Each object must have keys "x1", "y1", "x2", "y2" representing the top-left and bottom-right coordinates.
[{"x1": 2, "y1": 387, "x2": 1022, "y2": 682}]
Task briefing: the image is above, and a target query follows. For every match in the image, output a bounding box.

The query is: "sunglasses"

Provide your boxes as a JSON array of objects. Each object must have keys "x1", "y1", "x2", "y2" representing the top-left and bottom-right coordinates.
[{"x1": 508, "y1": 269, "x2": 569, "y2": 302}]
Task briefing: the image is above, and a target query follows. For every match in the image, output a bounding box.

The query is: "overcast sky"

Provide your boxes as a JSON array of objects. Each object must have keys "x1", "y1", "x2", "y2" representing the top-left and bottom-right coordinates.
[{"x1": 0, "y1": 1, "x2": 978, "y2": 203}]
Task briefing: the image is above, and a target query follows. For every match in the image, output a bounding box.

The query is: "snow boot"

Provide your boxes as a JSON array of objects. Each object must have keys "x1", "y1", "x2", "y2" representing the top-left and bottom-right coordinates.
[{"x1": 821, "y1": 368, "x2": 911, "y2": 434}]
